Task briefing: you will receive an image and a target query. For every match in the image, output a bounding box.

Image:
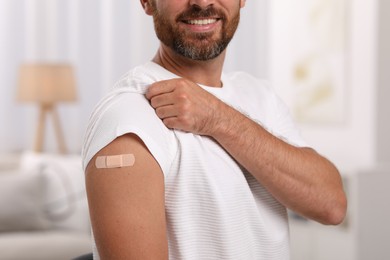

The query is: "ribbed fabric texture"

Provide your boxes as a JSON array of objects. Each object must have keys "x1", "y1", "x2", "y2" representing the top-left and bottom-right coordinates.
[
  {"x1": 82, "y1": 62, "x2": 308, "y2": 260},
  {"x1": 164, "y1": 135, "x2": 291, "y2": 260}
]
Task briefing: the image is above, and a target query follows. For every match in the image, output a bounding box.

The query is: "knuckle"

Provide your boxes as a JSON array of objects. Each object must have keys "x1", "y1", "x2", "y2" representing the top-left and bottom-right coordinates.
[
  {"x1": 176, "y1": 78, "x2": 187, "y2": 86},
  {"x1": 177, "y1": 94, "x2": 188, "y2": 104},
  {"x1": 175, "y1": 81, "x2": 190, "y2": 92},
  {"x1": 176, "y1": 87, "x2": 185, "y2": 95},
  {"x1": 179, "y1": 115, "x2": 191, "y2": 128},
  {"x1": 178, "y1": 103, "x2": 190, "y2": 114}
]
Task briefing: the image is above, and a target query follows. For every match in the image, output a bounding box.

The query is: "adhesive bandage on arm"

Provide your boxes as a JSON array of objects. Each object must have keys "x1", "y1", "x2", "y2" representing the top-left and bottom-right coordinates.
[{"x1": 95, "y1": 154, "x2": 135, "y2": 169}]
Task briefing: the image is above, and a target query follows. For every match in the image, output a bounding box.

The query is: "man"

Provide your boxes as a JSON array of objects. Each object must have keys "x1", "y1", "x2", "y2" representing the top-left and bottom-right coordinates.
[{"x1": 82, "y1": 0, "x2": 347, "y2": 259}]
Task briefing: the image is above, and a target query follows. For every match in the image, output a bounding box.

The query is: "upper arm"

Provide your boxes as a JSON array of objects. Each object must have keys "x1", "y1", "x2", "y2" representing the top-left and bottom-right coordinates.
[{"x1": 85, "y1": 133, "x2": 168, "y2": 260}]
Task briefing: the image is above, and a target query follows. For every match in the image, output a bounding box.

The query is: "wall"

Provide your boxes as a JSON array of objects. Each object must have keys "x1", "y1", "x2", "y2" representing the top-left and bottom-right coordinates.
[
  {"x1": 268, "y1": 0, "x2": 380, "y2": 173},
  {"x1": 0, "y1": 0, "x2": 268, "y2": 154},
  {"x1": 377, "y1": 0, "x2": 390, "y2": 163}
]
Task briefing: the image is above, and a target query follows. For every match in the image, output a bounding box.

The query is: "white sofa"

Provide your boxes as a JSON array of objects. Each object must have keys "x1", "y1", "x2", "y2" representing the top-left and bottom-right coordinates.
[{"x1": 0, "y1": 152, "x2": 92, "y2": 260}]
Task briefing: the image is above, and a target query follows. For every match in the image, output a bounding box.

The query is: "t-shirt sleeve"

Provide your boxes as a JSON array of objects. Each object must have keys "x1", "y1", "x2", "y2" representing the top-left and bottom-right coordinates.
[
  {"x1": 269, "y1": 91, "x2": 309, "y2": 148},
  {"x1": 82, "y1": 91, "x2": 177, "y2": 177}
]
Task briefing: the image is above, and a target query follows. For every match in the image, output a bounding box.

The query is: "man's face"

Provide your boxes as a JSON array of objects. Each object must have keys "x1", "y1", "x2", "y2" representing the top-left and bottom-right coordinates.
[{"x1": 148, "y1": 0, "x2": 243, "y2": 61}]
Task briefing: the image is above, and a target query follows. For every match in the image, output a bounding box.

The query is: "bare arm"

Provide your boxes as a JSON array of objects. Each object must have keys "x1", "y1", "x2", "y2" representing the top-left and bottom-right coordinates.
[
  {"x1": 146, "y1": 78, "x2": 347, "y2": 225},
  {"x1": 208, "y1": 102, "x2": 347, "y2": 225},
  {"x1": 85, "y1": 134, "x2": 168, "y2": 260}
]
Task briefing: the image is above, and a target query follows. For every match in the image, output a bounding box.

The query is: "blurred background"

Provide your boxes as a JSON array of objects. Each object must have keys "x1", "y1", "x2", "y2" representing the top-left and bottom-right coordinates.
[{"x1": 0, "y1": 0, "x2": 389, "y2": 260}]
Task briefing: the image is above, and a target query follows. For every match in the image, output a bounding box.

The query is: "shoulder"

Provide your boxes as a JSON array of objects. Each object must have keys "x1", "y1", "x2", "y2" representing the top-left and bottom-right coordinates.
[
  {"x1": 222, "y1": 71, "x2": 281, "y2": 109},
  {"x1": 82, "y1": 71, "x2": 177, "y2": 175},
  {"x1": 85, "y1": 133, "x2": 168, "y2": 259},
  {"x1": 223, "y1": 71, "x2": 276, "y2": 98},
  {"x1": 224, "y1": 71, "x2": 270, "y2": 88}
]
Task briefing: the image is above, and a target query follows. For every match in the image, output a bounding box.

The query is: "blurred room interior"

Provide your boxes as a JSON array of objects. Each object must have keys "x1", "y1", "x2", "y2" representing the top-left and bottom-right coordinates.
[{"x1": 0, "y1": 0, "x2": 389, "y2": 259}]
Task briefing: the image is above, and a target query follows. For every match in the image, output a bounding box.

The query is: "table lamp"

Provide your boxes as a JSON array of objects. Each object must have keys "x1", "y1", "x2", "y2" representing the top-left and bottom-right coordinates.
[{"x1": 17, "y1": 63, "x2": 77, "y2": 154}]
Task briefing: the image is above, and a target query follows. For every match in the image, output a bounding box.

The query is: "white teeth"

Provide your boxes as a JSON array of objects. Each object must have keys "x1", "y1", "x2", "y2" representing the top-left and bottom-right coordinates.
[{"x1": 187, "y1": 19, "x2": 217, "y2": 25}]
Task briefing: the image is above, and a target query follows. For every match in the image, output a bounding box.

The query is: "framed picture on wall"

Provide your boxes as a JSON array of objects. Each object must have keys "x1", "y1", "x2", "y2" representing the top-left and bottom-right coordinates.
[{"x1": 270, "y1": 0, "x2": 349, "y2": 124}]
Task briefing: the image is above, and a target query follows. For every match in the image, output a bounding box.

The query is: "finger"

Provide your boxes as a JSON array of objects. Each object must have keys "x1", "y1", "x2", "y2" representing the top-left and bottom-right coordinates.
[
  {"x1": 155, "y1": 105, "x2": 178, "y2": 119},
  {"x1": 150, "y1": 93, "x2": 175, "y2": 109},
  {"x1": 145, "y1": 79, "x2": 178, "y2": 100},
  {"x1": 162, "y1": 115, "x2": 194, "y2": 133},
  {"x1": 162, "y1": 117, "x2": 182, "y2": 131}
]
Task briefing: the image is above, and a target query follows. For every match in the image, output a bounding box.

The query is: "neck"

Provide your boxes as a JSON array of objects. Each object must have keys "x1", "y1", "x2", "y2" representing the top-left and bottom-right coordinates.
[{"x1": 152, "y1": 43, "x2": 225, "y2": 88}]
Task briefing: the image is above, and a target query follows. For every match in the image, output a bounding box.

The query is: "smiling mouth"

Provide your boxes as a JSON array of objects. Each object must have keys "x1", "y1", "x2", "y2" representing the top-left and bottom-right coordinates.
[{"x1": 183, "y1": 18, "x2": 219, "y2": 25}]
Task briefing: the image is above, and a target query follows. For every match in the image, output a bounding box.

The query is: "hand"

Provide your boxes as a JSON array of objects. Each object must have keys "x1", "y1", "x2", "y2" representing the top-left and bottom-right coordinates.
[{"x1": 145, "y1": 78, "x2": 223, "y2": 135}]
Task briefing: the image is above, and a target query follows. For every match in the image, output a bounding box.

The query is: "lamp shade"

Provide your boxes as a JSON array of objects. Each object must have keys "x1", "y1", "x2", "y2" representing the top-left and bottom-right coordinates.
[{"x1": 17, "y1": 63, "x2": 77, "y2": 104}]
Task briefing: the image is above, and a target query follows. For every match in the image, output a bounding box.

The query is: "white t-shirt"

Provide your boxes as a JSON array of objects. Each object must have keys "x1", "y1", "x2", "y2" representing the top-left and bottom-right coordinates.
[{"x1": 82, "y1": 62, "x2": 307, "y2": 260}]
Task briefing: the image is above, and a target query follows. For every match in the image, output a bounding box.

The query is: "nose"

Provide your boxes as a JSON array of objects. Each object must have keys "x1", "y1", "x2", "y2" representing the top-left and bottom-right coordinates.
[{"x1": 189, "y1": 0, "x2": 215, "y2": 9}]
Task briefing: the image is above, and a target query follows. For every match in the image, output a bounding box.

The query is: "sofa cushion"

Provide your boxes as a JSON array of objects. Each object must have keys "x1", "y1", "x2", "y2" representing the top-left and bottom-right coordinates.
[
  {"x1": 19, "y1": 151, "x2": 90, "y2": 233},
  {"x1": 0, "y1": 230, "x2": 92, "y2": 260},
  {"x1": 0, "y1": 170, "x2": 51, "y2": 232}
]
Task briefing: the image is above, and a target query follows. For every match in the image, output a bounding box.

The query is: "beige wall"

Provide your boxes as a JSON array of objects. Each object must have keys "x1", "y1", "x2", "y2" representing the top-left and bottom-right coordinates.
[{"x1": 269, "y1": 0, "x2": 380, "y2": 172}]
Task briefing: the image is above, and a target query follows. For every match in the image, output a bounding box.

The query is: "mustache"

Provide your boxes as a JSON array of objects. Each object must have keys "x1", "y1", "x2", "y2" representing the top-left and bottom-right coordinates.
[{"x1": 177, "y1": 6, "x2": 226, "y2": 21}]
